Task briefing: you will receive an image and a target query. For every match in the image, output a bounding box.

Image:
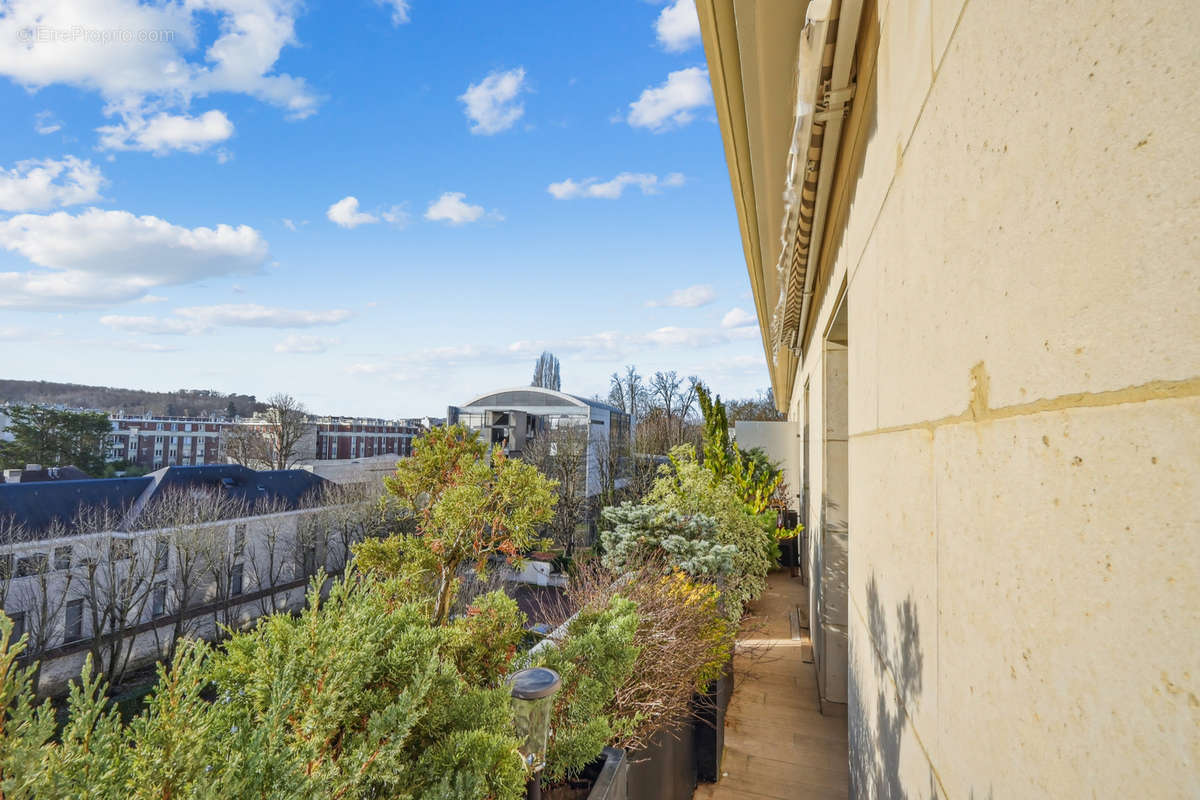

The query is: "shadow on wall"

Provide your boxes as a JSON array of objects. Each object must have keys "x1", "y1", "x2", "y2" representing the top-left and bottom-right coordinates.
[{"x1": 849, "y1": 574, "x2": 936, "y2": 800}]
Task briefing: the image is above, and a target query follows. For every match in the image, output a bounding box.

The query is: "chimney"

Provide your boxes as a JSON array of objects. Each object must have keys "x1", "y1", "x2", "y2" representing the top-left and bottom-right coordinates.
[{"x1": 3, "y1": 469, "x2": 22, "y2": 483}]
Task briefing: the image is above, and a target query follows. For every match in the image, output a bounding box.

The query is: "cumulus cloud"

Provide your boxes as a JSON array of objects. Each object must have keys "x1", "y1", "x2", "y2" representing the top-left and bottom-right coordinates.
[
  {"x1": 459, "y1": 67, "x2": 527, "y2": 135},
  {"x1": 327, "y1": 196, "x2": 378, "y2": 228},
  {"x1": 655, "y1": 0, "x2": 701, "y2": 52},
  {"x1": 424, "y1": 192, "x2": 486, "y2": 225},
  {"x1": 547, "y1": 171, "x2": 685, "y2": 200},
  {"x1": 34, "y1": 111, "x2": 62, "y2": 135},
  {"x1": 646, "y1": 284, "x2": 717, "y2": 309},
  {"x1": 0, "y1": 208, "x2": 268, "y2": 308},
  {"x1": 101, "y1": 303, "x2": 352, "y2": 335},
  {"x1": 274, "y1": 334, "x2": 339, "y2": 353},
  {"x1": 0, "y1": 0, "x2": 319, "y2": 131},
  {"x1": 628, "y1": 67, "x2": 712, "y2": 131},
  {"x1": 380, "y1": 205, "x2": 410, "y2": 227},
  {"x1": 0, "y1": 157, "x2": 105, "y2": 212},
  {"x1": 721, "y1": 307, "x2": 754, "y2": 328},
  {"x1": 96, "y1": 110, "x2": 234, "y2": 154},
  {"x1": 376, "y1": 0, "x2": 411, "y2": 25}
]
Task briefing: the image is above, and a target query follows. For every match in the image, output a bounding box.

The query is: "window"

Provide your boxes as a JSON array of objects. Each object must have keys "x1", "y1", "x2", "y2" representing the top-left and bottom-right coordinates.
[
  {"x1": 302, "y1": 546, "x2": 317, "y2": 577},
  {"x1": 53, "y1": 546, "x2": 71, "y2": 571},
  {"x1": 110, "y1": 539, "x2": 132, "y2": 561},
  {"x1": 8, "y1": 611, "x2": 25, "y2": 642},
  {"x1": 233, "y1": 524, "x2": 246, "y2": 555},
  {"x1": 16, "y1": 554, "x2": 48, "y2": 578},
  {"x1": 155, "y1": 537, "x2": 169, "y2": 572},
  {"x1": 64, "y1": 599, "x2": 83, "y2": 643},
  {"x1": 150, "y1": 582, "x2": 167, "y2": 618},
  {"x1": 0, "y1": 554, "x2": 11, "y2": 580},
  {"x1": 230, "y1": 563, "x2": 244, "y2": 596}
]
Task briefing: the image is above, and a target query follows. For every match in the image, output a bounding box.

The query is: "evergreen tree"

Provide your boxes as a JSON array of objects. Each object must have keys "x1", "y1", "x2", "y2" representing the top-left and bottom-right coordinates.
[
  {"x1": 530, "y1": 351, "x2": 561, "y2": 391},
  {"x1": 0, "y1": 405, "x2": 111, "y2": 476}
]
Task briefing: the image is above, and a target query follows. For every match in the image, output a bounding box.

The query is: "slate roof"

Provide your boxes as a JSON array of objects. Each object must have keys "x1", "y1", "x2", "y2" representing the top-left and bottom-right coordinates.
[
  {"x1": 8, "y1": 466, "x2": 92, "y2": 483},
  {"x1": 0, "y1": 465, "x2": 329, "y2": 539},
  {"x1": 0, "y1": 476, "x2": 151, "y2": 538}
]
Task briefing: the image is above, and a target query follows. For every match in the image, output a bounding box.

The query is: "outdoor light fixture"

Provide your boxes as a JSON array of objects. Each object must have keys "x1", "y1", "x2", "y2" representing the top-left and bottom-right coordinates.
[{"x1": 509, "y1": 666, "x2": 561, "y2": 800}]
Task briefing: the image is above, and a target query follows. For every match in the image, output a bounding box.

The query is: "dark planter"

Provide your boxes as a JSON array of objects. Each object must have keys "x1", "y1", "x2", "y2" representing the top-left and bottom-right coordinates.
[
  {"x1": 777, "y1": 535, "x2": 798, "y2": 570},
  {"x1": 585, "y1": 747, "x2": 628, "y2": 800},
  {"x1": 626, "y1": 723, "x2": 696, "y2": 800},
  {"x1": 694, "y1": 657, "x2": 734, "y2": 782}
]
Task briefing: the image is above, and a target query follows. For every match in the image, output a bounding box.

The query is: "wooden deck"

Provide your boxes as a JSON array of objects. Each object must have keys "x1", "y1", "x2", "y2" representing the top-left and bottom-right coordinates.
[{"x1": 694, "y1": 571, "x2": 849, "y2": 800}]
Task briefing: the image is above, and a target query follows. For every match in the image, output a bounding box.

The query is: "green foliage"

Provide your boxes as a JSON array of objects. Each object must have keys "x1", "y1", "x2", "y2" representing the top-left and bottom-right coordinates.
[
  {"x1": 648, "y1": 446, "x2": 775, "y2": 617},
  {"x1": 599, "y1": 503, "x2": 737, "y2": 578},
  {"x1": 384, "y1": 424, "x2": 558, "y2": 625},
  {"x1": 531, "y1": 596, "x2": 640, "y2": 783},
  {"x1": 447, "y1": 591, "x2": 527, "y2": 687},
  {"x1": 696, "y1": 385, "x2": 783, "y2": 514},
  {"x1": 0, "y1": 578, "x2": 528, "y2": 800},
  {"x1": 0, "y1": 405, "x2": 112, "y2": 476}
]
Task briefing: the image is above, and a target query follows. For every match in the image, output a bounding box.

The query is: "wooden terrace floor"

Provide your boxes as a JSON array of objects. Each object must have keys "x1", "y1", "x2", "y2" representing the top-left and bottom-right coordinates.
[{"x1": 694, "y1": 571, "x2": 849, "y2": 799}]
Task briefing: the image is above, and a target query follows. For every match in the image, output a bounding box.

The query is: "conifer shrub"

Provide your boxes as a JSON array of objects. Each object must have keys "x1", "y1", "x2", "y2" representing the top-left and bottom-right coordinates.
[
  {"x1": 647, "y1": 446, "x2": 776, "y2": 617},
  {"x1": 530, "y1": 596, "x2": 641, "y2": 784},
  {"x1": 0, "y1": 575, "x2": 529, "y2": 800},
  {"x1": 599, "y1": 502, "x2": 737, "y2": 578}
]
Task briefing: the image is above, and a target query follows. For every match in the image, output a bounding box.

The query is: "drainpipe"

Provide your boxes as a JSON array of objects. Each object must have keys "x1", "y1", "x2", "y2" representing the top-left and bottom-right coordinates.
[{"x1": 794, "y1": 0, "x2": 863, "y2": 354}]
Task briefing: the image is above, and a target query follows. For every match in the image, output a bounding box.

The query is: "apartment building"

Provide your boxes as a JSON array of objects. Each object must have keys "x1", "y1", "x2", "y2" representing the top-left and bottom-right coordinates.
[
  {"x1": 107, "y1": 414, "x2": 228, "y2": 469},
  {"x1": 448, "y1": 387, "x2": 632, "y2": 497},
  {"x1": 312, "y1": 417, "x2": 418, "y2": 461},
  {"x1": 698, "y1": 0, "x2": 1198, "y2": 796},
  {"x1": 105, "y1": 414, "x2": 418, "y2": 469},
  {"x1": 0, "y1": 463, "x2": 355, "y2": 695}
]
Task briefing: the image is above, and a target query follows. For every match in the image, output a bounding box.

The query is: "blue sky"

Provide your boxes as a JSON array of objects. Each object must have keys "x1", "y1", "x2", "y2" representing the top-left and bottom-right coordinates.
[{"x1": 0, "y1": 0, "x2": 766, "y2": 417}]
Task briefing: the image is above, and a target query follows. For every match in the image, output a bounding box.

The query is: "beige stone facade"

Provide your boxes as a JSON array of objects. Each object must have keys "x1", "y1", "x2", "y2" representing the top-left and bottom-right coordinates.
[{"x1": 703, "y1": 0, "x2": 1199, "y2": 796}]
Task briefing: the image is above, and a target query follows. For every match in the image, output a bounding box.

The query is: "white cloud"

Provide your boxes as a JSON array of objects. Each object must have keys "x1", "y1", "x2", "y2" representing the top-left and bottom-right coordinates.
[
  {"x1": 547, "y1": 171, "x2": 685, "y2": 200},
  {"x1": 381, "y1": 205, "x2": 410, "y2": 227},
  {"x1": 721, "y1": 307, "x2": 754, "y2": 328},
  {"x1": 111, "y1": 340, "x2": 183, "y2": 353},
  {"x1": 376, "y1": 0, "x2": 411, "y2": 25},
  {"x1": 424, "y1": 192, "x2": 485, "y2": 225},
  {"x1": 646, "y1": 284, "x2": 717, "y2": 308},
  {"x1": 282, "y1": 218, "x2": 297, "y2": 231},
  {"x1": 0, "y1": 0, "x2": 319, "y2": 127},
  {"x1": 459, "y1": 67, "x2": 527, "y2": 135},
  {"x1": 275, "y1": 334, "x2": 339, "y2": 354},
  {"x1": 628, "y1": 67, "x2": 712, "y2": 131},
  {"x1": 98, "y1": 315, "x2": 201, "y2": 335},
  {"x1": 0, "y1": 208, "x2": 268, "y2": 308},
  {"x1": 327, "y1": 196, "x2": 378, "y2": 228},
  {"x1": 175, "y1": 304, "x2": 352, "y2": 328},
  {"x1": 345, "y1": 362, "x2": 388, "y2": 375},
  {"x1": 101, "y1": 303, "x2": 352, "y2": 335},
  {"x1": 34, "y1": 110, "x2": 62, "y2": 135},
  {"x1": 96, "y1": 110, "x2": 234, "y2": 154},
  {"x1": 0, "y1": 157, "x2": 105, "y2": 212},
  {"x1": 138, "y1": 294, "x2": 168, "y2": 303},
  {"x1": 655, "y1": 0, "x2": 701, "y2": 52}
]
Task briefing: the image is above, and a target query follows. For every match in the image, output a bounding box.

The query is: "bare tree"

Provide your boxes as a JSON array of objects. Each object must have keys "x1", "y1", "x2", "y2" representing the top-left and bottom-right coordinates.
[
  {"x1": 246, "y1": 498, "x2": 294, "y2": 616},
  {"x1": 524, "y1": 423, "x2": 590, "y2": 555},
  {"x1": 315, "y1": 483, "x2": 382, "y2": 574},
  {"x1": 136, "y1": 486, "x2": 248, "y2": 662},
  {"x1": 226, "y1": 393, "x2": 310, "y2": 470},
  {"x1": 72, "y1": 503, "x2": 159, "y2": 687},
  {"x1": 531, "y1": 351, "x2": 562, "y2": 391},
  {"x1": 609, "y1": 365, "x2": 647, "y2": 423},
  {"x1": 649, "y1": 370, "x2": 683, "y2": 428},
  {"x1": 11, "y1": 522, "x2": 71, "y2": 693}
]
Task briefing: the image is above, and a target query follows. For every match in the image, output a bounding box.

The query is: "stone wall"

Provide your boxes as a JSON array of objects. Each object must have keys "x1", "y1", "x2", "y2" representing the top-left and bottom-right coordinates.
[{"x1": 788, "y1": 0, "x2": 1199, "y2": 796}]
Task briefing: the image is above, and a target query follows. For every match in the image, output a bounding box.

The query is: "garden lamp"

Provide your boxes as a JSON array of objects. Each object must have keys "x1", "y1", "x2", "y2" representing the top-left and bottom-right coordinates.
[{"x1": 508, "y1": 666, "x2": 561, "y2": 799}]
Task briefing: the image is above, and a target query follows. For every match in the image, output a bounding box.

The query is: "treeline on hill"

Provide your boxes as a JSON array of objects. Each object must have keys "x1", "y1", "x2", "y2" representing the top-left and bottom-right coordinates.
[{"x1": 0, "y1": 380, "x2": 262, "y2": 418}]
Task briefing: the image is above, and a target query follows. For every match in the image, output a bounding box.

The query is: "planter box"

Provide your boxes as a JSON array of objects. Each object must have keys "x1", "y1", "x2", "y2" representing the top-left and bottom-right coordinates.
[
  {"x1": 587, "y1": 747, "x2": 629, "y2": 800},
  {"x1": 627, "y1": 724, "x2": 696, "y2": 800},
  {"x1": 694, "y1": 657, "x2": 734, "y2": 782}
]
